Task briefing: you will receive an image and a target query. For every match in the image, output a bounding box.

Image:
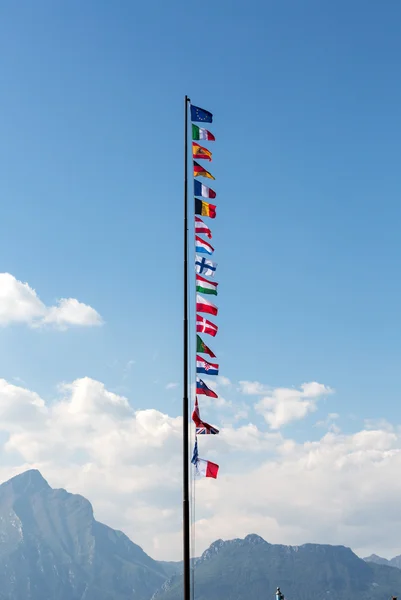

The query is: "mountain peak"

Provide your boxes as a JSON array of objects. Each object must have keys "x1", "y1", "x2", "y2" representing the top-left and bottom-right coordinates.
[
  {"x1": 1, "y1": 469, "x2": 50, "y2": 496},
  {"x1": 0, "y1": 470, "x2": 167, "y2": 600},
  {"x1": 244, "y1": 533, "x2": 267, "y2": 546}
]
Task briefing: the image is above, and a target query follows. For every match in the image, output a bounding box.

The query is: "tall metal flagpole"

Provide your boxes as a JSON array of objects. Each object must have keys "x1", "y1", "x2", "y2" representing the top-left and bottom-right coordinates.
[{"x1": 183, "y1": 94, "x2": 191, "y2": 600}]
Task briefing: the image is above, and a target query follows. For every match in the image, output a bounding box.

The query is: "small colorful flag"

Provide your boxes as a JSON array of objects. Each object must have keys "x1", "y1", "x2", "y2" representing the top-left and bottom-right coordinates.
[
  {"x1": 193, "y1": 142, "x2": 212, "y2": 162},
  {"x1": 192, "y1": 124, "x2": 215, "y2": 142},
  {"x1": 195, "y1": 235, "x2": 214, "y2": 255},
  {"x1": 196, "y1": 355, "x2": 219, "y2": 376},
  {"x1": 196, "y1": 274, "x2": 218, "y2": 296},
  {"x1": 190, "y1": 105, "x2": 213, "y2": 123},
  {"x1": 195, "y1": 255, "x2": 217, "y2": 277},
  {"x1": 195, "y1": 199, "x2": 216, "y2": 219},
  {"x1": 192, "y1": 398, "x2": 219, "y2": 435},
  {"x1": 191, "y1": 440, "x2": 219, "y2": 478},
  {"x1": 196, "y1": 334, "x2": 216, "y2": 358},
  {"x1": 194, "y1": 161, "x2": 215, "y2": 180},
  {"x1": 196, "y1": 315, "x2": 218, "y2": 337},
  {"x1": 196, "y1": 294, "x2": 218, "y2": 316},
  {"x1": 196, "y1": 377, "x2": 218, "y2": 398},
  {"x1": 194, "y1": 181, "x2": 216, "y2": 199},
  {"x1": 196, "y1": 423, "x2": 220, "y2": 435},
  {"x1": 195, "y1": 217, "x2": 212, "y2": 239}
]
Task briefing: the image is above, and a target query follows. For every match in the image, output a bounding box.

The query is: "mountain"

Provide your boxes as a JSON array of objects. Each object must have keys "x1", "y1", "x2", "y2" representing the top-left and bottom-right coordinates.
[
  {"x1": 0, "y1": 469, "x2": 168, "y2": 600},
  {"x1": 365, "y1": 553, "x2": 401, "y2": 570},
  {"x1": 1, "y1": 470, "x2": 401, "y2": 600},
  {"x1": 154, "y1": 534, "x2": 401, "y2": 600},
  {"x1": 364, "y1": 553, "x2": 392, "y2": 567}
]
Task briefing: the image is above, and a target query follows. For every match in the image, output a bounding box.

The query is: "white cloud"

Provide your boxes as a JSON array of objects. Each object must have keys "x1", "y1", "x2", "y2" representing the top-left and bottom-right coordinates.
[
  {"x1": 165, "y1": 382, "x2": 178, "y2": 390},
  {"x1": 256, "y1": 381, "x2": 334, "y2": 429},
  {"x1": 0, "y1": 273, "x2": 102, "y2": 329},
  {"x1": 238, "y1": 380, "x2": 270, "y2": 395},
  {"x1": 2, "y1": 376, "x2": 401, "y2": 564},
  {"x1": 315, "y1": 412, "x2": 340, "y2": 432}
]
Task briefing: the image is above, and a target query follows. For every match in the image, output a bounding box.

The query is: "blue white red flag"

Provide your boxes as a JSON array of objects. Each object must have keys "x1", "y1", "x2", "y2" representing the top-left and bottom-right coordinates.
[
  {"x1": 194, "y1": 181, "x2": 216, "y2": 199},
  {"x1": 191, "y1": 440, "x2": 219, "y2": 478},
  {"x1": 196, "y1": 377, "x2": 218, "y2": 398},
  {"x1": 195, "y1": 235, "x2": 214, "y2": 255},
  {"x1": 196, "y1": 355, "x2": 219, "y2": 376}
]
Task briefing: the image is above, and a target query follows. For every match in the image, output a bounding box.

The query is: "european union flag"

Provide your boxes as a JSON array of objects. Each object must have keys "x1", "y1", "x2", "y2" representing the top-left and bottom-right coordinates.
[{"x1": 190, "y1": 104, "x2": 213, "y2": 123}]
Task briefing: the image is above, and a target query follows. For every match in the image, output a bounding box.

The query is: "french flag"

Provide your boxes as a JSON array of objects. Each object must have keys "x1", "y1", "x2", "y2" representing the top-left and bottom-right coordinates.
[
  {"x1": 196, "y1": 294, "x2": 218, "y2": 316},
  {"x1": 194, "y1": 180, "x2": 216, "y2": 199},
  {"x1": 196, "y1": 315, "x2": 218, "y2": 337},
  {"x1": 191, "y1": 440, "x2": 219, "y2": 479},
  {"x1": 195, "y1": 235, "x2": 214, "y2": 255},
  {"x1": 195, "y1": 217, "x2": 212, "y2": 239},
  {"x1": 196, "y1": 355, "x2": 219, "y2": 376},
  {"x1": 196, "y1": 377, "x2": 218, "y2": 398}
]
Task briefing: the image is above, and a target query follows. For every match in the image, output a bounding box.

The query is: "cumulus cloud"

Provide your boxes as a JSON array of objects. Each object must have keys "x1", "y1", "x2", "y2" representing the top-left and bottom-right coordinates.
[
  {"x1": 256, "y1": 381, "x2": 334, "y2": 429},
  {"x1": 2, "y1": 376, "x2": 401, "y2": 563},
  {"x1": 0, "y1": 273, "x2": 102, "y2": 329},
  {"x1": 238, "y1": 380, "x2": 270, "y2": 395}
]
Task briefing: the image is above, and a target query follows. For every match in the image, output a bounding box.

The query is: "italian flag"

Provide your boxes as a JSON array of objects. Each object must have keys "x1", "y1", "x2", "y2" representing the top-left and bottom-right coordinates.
[
  {"x1": 196, "y1": 274, "x2": 218, "y2": 296},
  {"x1": 192, "y1": 124, "x2": 215, "y2": 141}
]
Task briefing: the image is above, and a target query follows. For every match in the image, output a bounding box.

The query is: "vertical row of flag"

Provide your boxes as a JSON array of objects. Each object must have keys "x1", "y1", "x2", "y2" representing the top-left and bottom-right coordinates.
[{"x1": 190, "y1": 104, "x2": 220, "y2": 480}]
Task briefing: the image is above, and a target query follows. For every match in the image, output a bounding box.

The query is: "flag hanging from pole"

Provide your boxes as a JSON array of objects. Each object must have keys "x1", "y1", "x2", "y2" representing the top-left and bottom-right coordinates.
[
  {"x1": 195, "y1": 255, "x2": 217, "y2": 277},
  {"x1": 190, "y1": 105, "x2": 213, "y2": 123},
  {"x1": 196, "y1": 355, "x2": 219, "y2": 376},
  {"x1": 195, "y1": 235, "x2": 214, "y2": 255},
  {"x1": 191, "y1": 440, "x2": 219, "y2": 478},
  {"x1": 192, "y1": 398, "x2": 219, "y2": 435},
  {"x1": 192, "y1": 124, "x2": 215, "y2": 142},
  {"x1": 196, "y1": 315, "x2": 218, "y2": 337},
  {"x1": 196, "y1": 294, "x2": 218, "y2": 316},
  {"x1": 196, "y1": 274, "x2": 218, "y2": 295},
  {"x1": 193, "y1": 142, "x2": 212, "y2": 162},
  {"x1": 194, "y1": 161, "x2": 215, "y2": 180},
  {"x1": 196, "y1": 377, "x2": 218, "y2": 397},
  {"x1": 195, "y1": 199, "x2": 216, "y2": 218},
  {"x1": 190, "y1": 102, "x2": 220, "y2": 482},
  {"x1": 195, "y1": 217, "x2": 212, "y2": 239},
  {"x1": 194, "y1": 181, "x2": 216, "y2": 199},
  {"x1": 196, "y1": 334, "x2": 216, "y2": 358}
]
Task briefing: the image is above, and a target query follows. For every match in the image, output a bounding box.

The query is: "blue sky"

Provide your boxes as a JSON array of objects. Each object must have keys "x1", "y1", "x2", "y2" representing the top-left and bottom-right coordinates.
[{"x1": 1, "y1": 0, "x2": 401, "y2": 559}]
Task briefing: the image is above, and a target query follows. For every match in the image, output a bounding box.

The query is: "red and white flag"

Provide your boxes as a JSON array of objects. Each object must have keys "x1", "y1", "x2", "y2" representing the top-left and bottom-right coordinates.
[
  {"x1": 196, "y1": 458, "x2": 219, "y2": 478},
  {"x1": 196, "y1": 315, "x2": 218, "y2": 337},
  {"x1": 195, "y1": 217, "x2": 212, "y2": 239},
  {"x1": 196, "y1": 294, "x2": 218, "y2": 316},
  {"x1": 192, "y1": 398, "x2": 219, "y2": 435},
  {"x1": 191, "y1": 440, "x2": 219, "y2": 479}
]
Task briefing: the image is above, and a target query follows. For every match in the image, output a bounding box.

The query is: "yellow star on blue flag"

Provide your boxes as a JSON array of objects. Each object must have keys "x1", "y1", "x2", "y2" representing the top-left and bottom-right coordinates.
[{"x1": 190, "y1": 104, "x2": 213, "y2": 123}]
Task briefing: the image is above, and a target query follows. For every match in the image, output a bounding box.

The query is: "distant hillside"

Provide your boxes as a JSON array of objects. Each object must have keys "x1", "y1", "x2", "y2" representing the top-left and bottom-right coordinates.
[
  {"x1": 1, "y1": 469, "x2": 401, "y2": 600},
  {"x1": 364, "y1": 553, "x2": 401, "y2": 570},
  {"x1": 154, "y1": 534, "x2": 401, "y2": 600},
  {"x1": 0, "y1": 469, "x2": 168, "y2": 600}
]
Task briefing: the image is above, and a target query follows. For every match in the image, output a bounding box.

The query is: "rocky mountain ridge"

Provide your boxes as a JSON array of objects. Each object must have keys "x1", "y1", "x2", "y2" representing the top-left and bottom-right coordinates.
[{"x1": 0, "y1": 469, "x2": 400, "y2": 600}]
